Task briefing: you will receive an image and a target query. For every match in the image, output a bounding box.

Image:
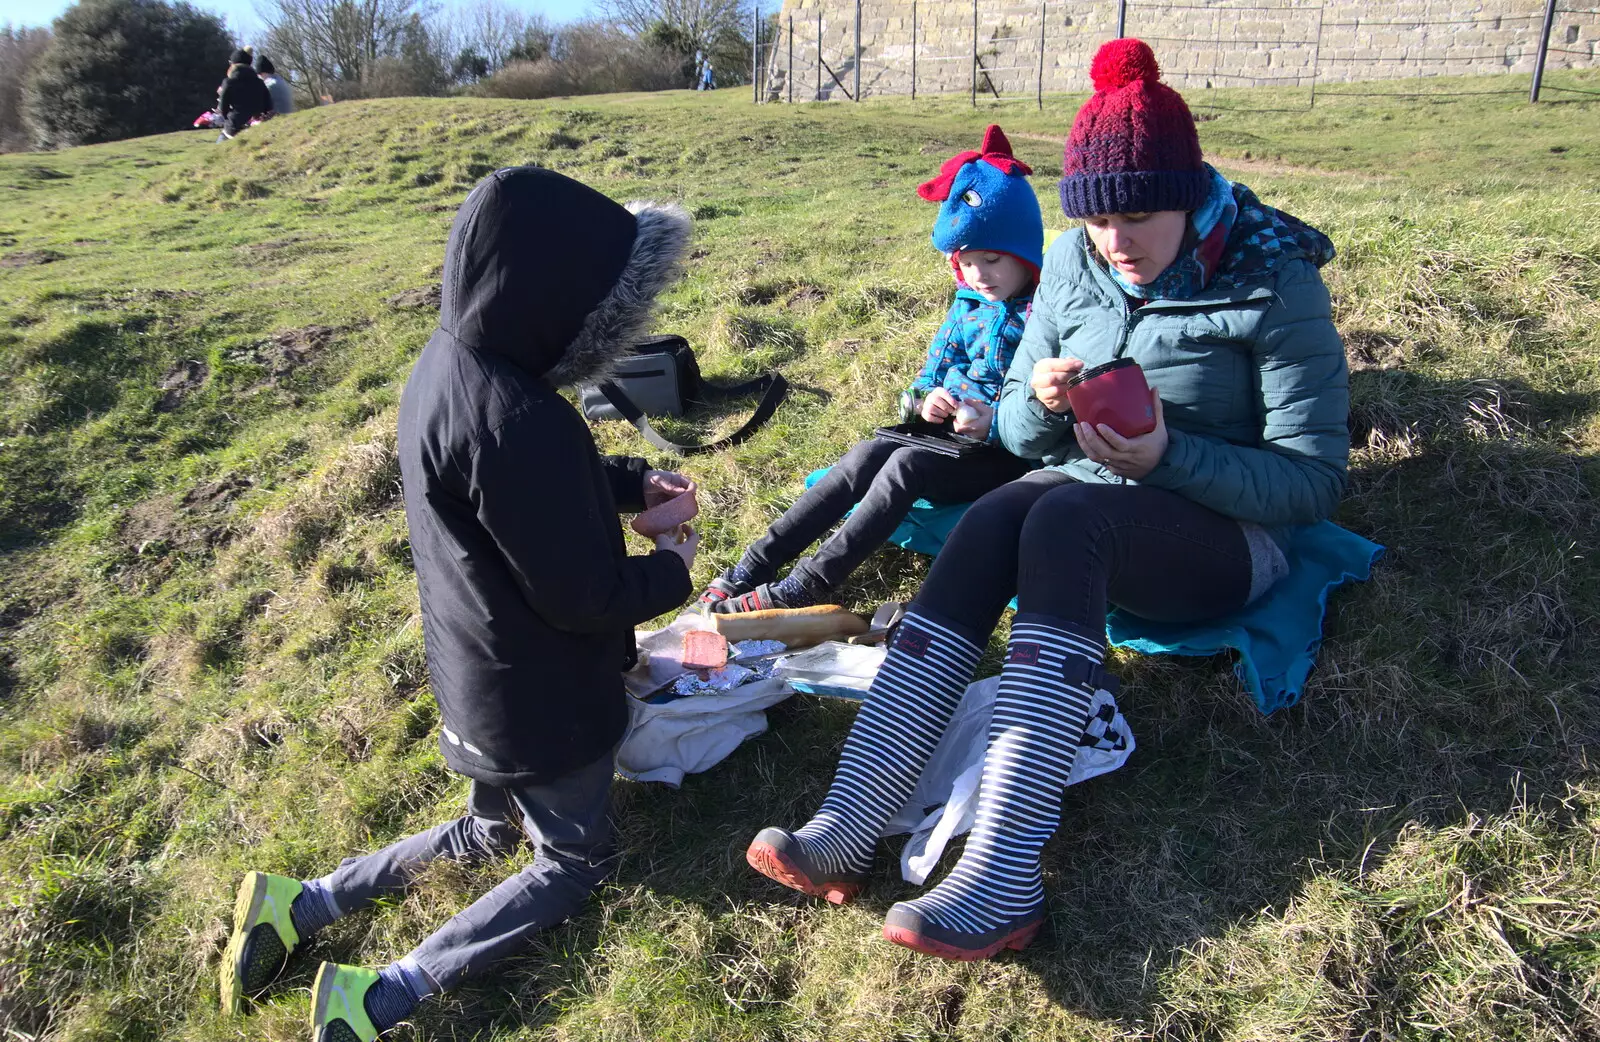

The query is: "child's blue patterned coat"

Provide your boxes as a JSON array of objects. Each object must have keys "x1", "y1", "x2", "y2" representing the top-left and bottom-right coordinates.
[{"x1": 910, "y1": 288, "x2": 1032, "y2": 443}]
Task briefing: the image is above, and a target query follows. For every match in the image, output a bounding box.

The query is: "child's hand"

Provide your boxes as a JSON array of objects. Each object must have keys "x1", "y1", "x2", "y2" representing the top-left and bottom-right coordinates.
[
  {"x1": 654, "y1": 524, "x2": 699, "y2": 571},
  {"x1": 643, "y1": 469, "x2": 693, "y2": 508},
  {"x1": 952, "y1": 399, "x2": 993, "y2": 439},
  {"x1": 1075, "y1": 388, "x2": 1168, "y2": 480},
  {"x1": 1031, "y1": 357, "x2": 1085, "y2": 414},
  {"x1": 920, "y1": 388, "x2": 960, "y2": 423}
]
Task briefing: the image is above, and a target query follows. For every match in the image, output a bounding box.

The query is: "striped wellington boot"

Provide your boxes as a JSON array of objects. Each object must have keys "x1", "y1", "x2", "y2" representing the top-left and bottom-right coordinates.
[
  {"x1": 883, "y1": 614, "x2": 1109, "y2": 960},
  {"x1": 748, "y1": 606, "x2": 987, "y2": 903}
]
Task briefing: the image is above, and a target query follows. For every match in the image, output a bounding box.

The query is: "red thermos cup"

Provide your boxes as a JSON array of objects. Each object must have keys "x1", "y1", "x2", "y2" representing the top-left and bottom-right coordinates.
[{"x1": 1065, "y1": 358, "x2": 1157, "y2": 438}]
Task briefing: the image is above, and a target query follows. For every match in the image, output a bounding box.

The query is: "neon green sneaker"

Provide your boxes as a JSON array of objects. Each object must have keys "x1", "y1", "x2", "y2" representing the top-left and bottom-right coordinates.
[
  {"x1": 310, "y1": 961, "x2": 382, "y2": 1042},
  {"x1": 220, "y1": 871, "x2": 303, "y2": 1014}
]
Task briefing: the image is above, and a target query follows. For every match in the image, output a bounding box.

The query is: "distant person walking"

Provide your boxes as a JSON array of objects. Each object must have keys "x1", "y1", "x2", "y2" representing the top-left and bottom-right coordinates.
[
  {"x1": 217, "y1": 47, "x2": 270, "y2": 140},
  {"x1": 257, "y1": 56, "x2": 293, "y2": 115}
]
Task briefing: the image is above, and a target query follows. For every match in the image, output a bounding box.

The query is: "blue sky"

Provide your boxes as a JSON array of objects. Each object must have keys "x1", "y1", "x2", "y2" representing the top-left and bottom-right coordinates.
[{"x1": 7, "y1": 0, "x2": 595, "y2": 37}]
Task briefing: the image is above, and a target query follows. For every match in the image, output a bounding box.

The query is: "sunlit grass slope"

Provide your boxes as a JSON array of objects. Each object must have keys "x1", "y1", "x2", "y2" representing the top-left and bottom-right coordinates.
[{"x1": 1, "y1": 76, "x2": 1598, "y2": 1041}]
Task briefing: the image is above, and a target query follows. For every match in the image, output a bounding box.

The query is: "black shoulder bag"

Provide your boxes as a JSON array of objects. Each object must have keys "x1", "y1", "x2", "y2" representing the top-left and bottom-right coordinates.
[{"x1": 578, "y1": 334, "x2": 788, "y2": 455}]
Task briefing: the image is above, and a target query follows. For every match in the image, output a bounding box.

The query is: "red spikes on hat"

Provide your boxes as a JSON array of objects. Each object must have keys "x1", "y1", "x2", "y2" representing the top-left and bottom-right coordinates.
[
  {"x1": 980, "y1": 124, "x2": 1012, "y2": 157},
  {"x1": 917, "y1": 124, "x2": 1033, "y2": 202},
  {"x1": 978, "y1": 123, "x2": 1031, "y2": 176},
  {"x1": 918, "y1": 152, "x2": 979, "y2": 202},
  {"x1": 1089, "y1": 37, "x2": 1161, "y2": 92}
]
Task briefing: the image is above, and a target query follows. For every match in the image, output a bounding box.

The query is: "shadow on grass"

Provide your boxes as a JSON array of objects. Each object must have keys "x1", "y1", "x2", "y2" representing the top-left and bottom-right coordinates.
[
  {"x1": 1006, "y1": 368, "x2": 1592, "y2": 1025},
  {"x1": 226, "y1": 372, "x2": 1598, "y2": 1039},
  {"x1": 596, "y1": 366, "x2": 1594, "y2": 1032}
]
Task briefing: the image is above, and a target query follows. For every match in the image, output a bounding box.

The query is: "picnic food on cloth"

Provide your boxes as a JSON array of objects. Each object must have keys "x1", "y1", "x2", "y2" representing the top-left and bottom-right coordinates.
[
  {"x1": 631, "y1": 483, "x2": 699, "y2": 537},
  {"x1": 710, "y1": 605, "x2": 868, "y2": 647},
  {"x1": 681, "y1": 629, "x2": 729, "y2": 674}
]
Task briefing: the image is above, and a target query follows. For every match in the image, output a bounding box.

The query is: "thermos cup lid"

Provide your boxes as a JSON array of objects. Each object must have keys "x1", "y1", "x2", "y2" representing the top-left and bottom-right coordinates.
[{"x1": 1067, "y1": 357, "x2": 1140, "y2": 389}]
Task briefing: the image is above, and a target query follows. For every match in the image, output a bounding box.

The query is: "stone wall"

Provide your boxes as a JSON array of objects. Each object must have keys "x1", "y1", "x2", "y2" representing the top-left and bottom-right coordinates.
[{"x1": 763, "y1": 0, "x2": 1600, "y2": 100}]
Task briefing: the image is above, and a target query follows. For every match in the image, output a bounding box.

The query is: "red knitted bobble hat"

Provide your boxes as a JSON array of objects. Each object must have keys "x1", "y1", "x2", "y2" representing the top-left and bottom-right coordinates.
[{"x1": 1058, "y1": 38, "x2": 1207, "y2": 219}]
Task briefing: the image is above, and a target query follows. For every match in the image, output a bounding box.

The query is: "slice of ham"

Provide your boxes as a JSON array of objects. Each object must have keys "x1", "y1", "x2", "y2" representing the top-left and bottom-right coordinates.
[
  {"x1": 681, "y1": 629, "x2": 728, "y2": 675},
  {"x1": 631, "y1": 485, "x2": 699, "y2": 538}
]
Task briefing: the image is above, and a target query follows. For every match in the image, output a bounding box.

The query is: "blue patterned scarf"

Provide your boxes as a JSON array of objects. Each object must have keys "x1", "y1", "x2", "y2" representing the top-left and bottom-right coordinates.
[{"x1": 1097, "y1": 165, "x2": 1336, "y2": 301}]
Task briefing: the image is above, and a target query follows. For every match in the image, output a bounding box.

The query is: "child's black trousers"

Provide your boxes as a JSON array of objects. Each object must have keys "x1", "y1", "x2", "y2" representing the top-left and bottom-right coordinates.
[{"x1": 741, "y1": 436, "x2": 1031, "y2": 591}]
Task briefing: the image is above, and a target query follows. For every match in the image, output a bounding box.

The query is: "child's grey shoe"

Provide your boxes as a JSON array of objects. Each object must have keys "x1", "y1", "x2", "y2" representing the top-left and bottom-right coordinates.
[
  {"x1": 697, "y1": 574, "x2": 752, "y2": 608},
  {"x1": 711, "y1": 575, "x2": 829, "y2": 614}
]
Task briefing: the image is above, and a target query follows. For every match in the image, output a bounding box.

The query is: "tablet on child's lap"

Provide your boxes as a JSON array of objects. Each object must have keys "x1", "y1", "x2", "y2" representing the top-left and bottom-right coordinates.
[{"x1": 872, "y1": 421, "x2": 990, "y2": 458}]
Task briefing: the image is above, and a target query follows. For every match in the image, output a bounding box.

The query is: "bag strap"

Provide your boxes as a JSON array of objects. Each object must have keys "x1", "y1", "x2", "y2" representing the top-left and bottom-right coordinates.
[
  {"x1": 686, "y1": 373, "x2": 773, "y2": 407},
  {"x1": 597, "y1": 372, "x2": 788, "y2": 455}
]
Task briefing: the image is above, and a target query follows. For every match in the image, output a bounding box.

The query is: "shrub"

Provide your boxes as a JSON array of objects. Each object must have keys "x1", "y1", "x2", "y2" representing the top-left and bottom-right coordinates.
[
  {"x1": 475, "y1": 21, "x2": 684, "y2": 99},
  {"x1": 359, "y1": 55, "x2": 447, "y2": 99},
  {"x1": 23, "y1": 0, "x2": 232, "y2": 149}
]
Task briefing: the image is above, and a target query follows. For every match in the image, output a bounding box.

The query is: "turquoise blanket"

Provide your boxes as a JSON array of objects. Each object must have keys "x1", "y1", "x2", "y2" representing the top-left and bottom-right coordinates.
[{"x1": 804, "y1": 468, "x2": 1382, "y2": 714}]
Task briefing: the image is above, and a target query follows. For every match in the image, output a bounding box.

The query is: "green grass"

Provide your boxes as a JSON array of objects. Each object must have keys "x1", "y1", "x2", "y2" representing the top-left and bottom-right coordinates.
[{"x1": 1, "y1": 73, "x2": 1598, "y2": 1041}]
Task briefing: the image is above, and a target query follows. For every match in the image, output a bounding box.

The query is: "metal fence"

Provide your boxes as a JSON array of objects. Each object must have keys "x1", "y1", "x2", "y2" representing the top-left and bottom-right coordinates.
[{"x1": 749, "y1": 0, "x2": 1600, "y2": 108}]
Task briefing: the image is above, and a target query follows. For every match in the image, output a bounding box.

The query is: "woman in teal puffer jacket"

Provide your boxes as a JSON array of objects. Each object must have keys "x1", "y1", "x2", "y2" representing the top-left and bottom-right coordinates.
[{"x1": 746, "y1": 38, "x2": 1349, "y2": 962}]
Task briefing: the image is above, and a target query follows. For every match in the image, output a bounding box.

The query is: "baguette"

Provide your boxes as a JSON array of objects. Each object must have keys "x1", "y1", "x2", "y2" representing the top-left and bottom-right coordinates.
[{"x1": 710, "y1": 605, "x2": 868, "y2": 647}]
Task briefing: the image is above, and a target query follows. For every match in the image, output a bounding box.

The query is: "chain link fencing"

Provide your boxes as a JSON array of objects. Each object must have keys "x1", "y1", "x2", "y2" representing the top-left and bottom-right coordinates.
[{"x1": 749, "y1": 0, "x2": 1600, "y2": 110}]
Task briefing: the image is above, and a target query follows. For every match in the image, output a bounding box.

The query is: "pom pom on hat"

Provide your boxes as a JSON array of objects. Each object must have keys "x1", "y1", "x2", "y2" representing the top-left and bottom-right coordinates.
[
  {"x1": 1058, "y1": 38, "x2": 1207, "y2": 219},
  {"x1": 1089, "y1": 38, "x2": 1160, "y2": 92}
]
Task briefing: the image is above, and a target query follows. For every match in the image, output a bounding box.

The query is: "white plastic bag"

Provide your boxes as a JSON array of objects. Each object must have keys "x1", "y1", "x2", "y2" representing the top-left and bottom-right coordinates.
[
  {"x1": 882, "y1": 675, "x2": 1134, "y2": 884},
  {"x1": 616, "y1": 675, "x2": 793, "y2": 786},
  {"x1": 616, "y1": 614, "x2": 794, "y2": 786}
]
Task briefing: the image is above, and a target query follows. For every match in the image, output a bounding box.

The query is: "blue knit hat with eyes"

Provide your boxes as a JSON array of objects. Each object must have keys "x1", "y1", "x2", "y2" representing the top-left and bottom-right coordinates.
[{"x1": 919, "y1": 124, "x2": 1044, "y2": 273}]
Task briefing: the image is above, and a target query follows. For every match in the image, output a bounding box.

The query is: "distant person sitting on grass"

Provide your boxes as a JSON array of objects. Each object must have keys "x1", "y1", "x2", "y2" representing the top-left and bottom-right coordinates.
[
  {"x1": 747, "y1": 39, "x2": 1350, "y2": 961},
  {"x1": 216, "y1": 48, "x2": 270, "y2": 141},
  {"x1": 698, "y1": 124, "x2": 1040, "y2": 614},
  {"x1": 219, "y1": 168, "x2": 698, "y2": 1041},
  {"x1": 257, "y1": 55, "x2": 294, "y2": 115}
]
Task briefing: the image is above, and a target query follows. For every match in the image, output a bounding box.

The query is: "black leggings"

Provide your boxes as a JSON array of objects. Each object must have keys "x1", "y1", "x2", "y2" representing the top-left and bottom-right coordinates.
[
  {"x1": 916, "y1": 470, "x2": 1254, "y2": 638},
  {"x1": 742, "y1": 438, "x2": 1030, "y2": 591}
]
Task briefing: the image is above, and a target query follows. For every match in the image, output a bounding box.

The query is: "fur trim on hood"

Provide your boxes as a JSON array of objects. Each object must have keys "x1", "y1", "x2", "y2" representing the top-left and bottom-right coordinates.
[
  {"x1": 545, "y1": 201, "x2": 692, "y2": 387},
  {"x1": 435, "y1": 168, "x2": 692, "y2": 387}
]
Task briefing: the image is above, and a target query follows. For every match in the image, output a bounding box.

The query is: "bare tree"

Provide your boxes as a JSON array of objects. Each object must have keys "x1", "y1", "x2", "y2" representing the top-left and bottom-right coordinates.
[
  {"x1": 257, "y1": 0, "x2": 434, "y2": 99},
  {"x1": 600, "y1": 0, "x2": 747, "y2": 64},
  {"x1": 433, "y1": 0, "x2": 552, "y2": 83},
  {"x1": 458, "y1": 0, "x2": 524, "y2": 70}
]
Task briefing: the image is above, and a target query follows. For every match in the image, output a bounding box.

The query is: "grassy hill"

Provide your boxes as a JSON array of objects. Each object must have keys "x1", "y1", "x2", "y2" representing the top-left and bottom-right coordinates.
[{"x1": 1, "y1": 80, "x2": 1598, "y2": 1041}]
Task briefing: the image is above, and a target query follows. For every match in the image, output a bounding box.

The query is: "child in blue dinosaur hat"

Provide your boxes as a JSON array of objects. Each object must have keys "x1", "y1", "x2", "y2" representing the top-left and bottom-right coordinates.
[{"x1": 701, "y1": 125, "x2": 1043, "y2": 613}]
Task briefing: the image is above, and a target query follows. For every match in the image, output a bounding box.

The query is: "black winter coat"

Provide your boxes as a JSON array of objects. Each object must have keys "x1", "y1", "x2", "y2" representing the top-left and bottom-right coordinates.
[
  {"x1": 398, "y1": 167, "x2": 694, "y2": 786},
  {"x1": 219, "y1": 66, "x2": 270, "y2": 134}
]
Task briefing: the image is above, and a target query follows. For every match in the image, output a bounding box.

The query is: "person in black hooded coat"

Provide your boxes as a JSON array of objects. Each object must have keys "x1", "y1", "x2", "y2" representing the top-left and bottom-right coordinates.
[
  {"x1": 217, "y1": 48, "x2": 271, "y2": 139},
  {"x1": 219, "y1": 168, "x2": 697, "y2": 1042}
]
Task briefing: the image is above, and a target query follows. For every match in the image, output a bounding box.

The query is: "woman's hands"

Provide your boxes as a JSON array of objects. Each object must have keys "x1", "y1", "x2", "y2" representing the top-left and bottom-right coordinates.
[
  {"x1": 643, "y1": 469, "x2": 698, "y2": 569},
  {"x1": 1031, "y1": 357, "x2": 1085, "y2": 413},
  {"x1": 653, "y1": 525, "x2": 699, "y2": 570},
  {"x1": 1075, "y1": 388, "x2": 1169, "y2": 480},
  {"x1": 1030, "y1": 357, "x2": 1169, "y2": 478}
]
